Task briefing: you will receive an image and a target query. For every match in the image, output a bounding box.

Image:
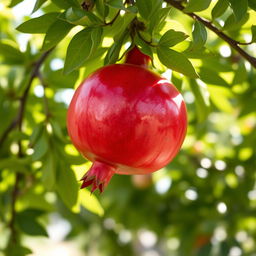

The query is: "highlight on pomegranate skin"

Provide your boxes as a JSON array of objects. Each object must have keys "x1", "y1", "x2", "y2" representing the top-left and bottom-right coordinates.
[{"x1": 67, "y1": 46, "x2": 187, "y2": 193}]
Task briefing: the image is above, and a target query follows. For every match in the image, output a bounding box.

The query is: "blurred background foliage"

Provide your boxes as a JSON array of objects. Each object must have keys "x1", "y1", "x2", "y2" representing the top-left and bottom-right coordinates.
[{"x1": 0, "y1": 0, "x2": 256, "y2": 255}]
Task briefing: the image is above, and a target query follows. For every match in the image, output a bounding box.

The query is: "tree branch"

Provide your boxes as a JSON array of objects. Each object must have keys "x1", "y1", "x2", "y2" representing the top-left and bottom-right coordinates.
[
  {"x1": 0, "y1": 49, "x2": 53, "y2": 147},
  {"x1": 165, "y1": 0, "x2": 256, "y2": 68},
  {"x1": 5, "y1": 49, "x2": 53, "y2": 246},
  {"x1": 37, "y1": 72, "x2": 51, "y2": 120}
]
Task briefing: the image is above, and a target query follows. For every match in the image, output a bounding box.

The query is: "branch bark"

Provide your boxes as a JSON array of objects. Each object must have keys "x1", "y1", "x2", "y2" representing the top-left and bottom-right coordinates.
[
  {"x1": 5, "y1": 49, "x2": 53, "y2": 246},
  {"x1": 165, "y1": 0, "x2": 256, "y2": 68}
]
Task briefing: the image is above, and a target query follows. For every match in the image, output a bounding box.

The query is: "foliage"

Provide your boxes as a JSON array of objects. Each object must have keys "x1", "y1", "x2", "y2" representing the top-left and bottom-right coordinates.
[{"x1": 0, "y1": 0, "x2": 256, "y2": 255}]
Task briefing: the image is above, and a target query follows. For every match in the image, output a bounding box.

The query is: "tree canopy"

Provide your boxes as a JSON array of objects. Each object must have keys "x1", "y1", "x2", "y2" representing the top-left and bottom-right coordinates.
[{"x1": 0, "y1": 0, "x2": 256, "y2": 255}]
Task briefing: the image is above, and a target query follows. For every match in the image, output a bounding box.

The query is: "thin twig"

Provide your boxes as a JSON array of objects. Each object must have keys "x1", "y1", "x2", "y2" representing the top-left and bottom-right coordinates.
[
  {"x1": 104, "y1": 10, "x2": 120, "y2": 25},
  {"x1": 165, "y1": 0, "x2": 256, "y2": 68},
  {"x1": 137, "y1": 31, "x2": 156, "y2": 47}
]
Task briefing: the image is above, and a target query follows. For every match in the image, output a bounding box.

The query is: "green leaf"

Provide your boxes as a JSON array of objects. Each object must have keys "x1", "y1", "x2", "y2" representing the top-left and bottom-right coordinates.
[
  {"x1": 104, "y1": 12, "x2": 136, "y2": 37},
  {"x1": 65, "y1": 7, "x2": 103, "y2": 26},
  {"x1": 16, "y1": 209, "x2": 47, "y2": 237},
  {"x1": 44, "y1": 68, "x2": 79, "y2": 88},
  {"x1": 211, "y1": 0, "x2": 229, "y2": 19},
  {"x1": 10, "y1": 130, "x2": 29, "y2": 141},
  {"x1": 56, "y1": 164, "x2": 78, "y2": 209},
  {"x1": 134, "y1": 35, "x2": 153, "y2": 60},
  {"x1": 79, "y1": 189, "x2": 104, "y2": 216},
  {"x1": 42, "y1": 19, "x2": 74, "y2": 51},
  {"x1": 64, "y1": 27, "x2": 102, "y2": 74},
  {"x1": 171, "y1": 71, "x2": 183, "y2": 91},
  {"x1": 106, "y1": 0, "x2": 137, "y2": 12},
  {"x1": 157, "y1": 46, "x2": 198, "y2": 78},
  {"x1": 199, "y1": 67, "x2": 229, "y2": 87},
  {"x1": 106, "y1": 0, "x2": 124, "y2": 9},
  {"x1": 0, "y1": 41, "x2": 25, "y2": 65},
  {"x1": 208, "y1": 86, "x2": 233, "y2": 113},
  {"x1": 90, "y1": 26, "x2": 103, "y2": 54},
  {"x1": 0, "y1": 157, "x2": 30, "y2": 173},
  {"x1": 184, "y1": 0, "x2": 212, "y2": 13},
  {"x1": 159, "y1": 29, "x2": 188, "y2": 47},
  {"x1": 190, "y1": 21, "x2": 207, "y2": 50},
  {"x1": 95, "y1": 0, "x2": 106, "y2": 18},
  {"x1": 251, "y1": 25, "x2": 256, "y2": 42},
  {"x1": 32, "y1": 132, "x2": 48, "y2": 161},
  {"x1": 136, "y1": 0, "x2": 152, "y2": 19},
  {"x1": 29, "y1": 124, "x2": 44, "y2": 147},
  {"x1": 19, "y1": 191, "x2": 55, "y2": 211},
  {"x1": 16, "y1": 12, "x2": 59, "y2": 34},
  {"x1": 228, "y1": 0, "x2": 248, "y2": 21},
  {"x1": 5, "y1": 244, "x2": 32, "y2": 256},
  {"x1": 104, "y1": 32, "x2": 127, "y2": 65},
  {"x1": 41, "y1": 152, "x2": 56, "y2": 190},
  {"x1": 17, "y1": 216, "x2": 48, "y2": 237},
  {"x1": 51, "y1": 0, "x2": 79, "y2": 9},
  {"x1": 32, "y1": 0, "x2": 48, "y2": 13},
  {"x1": 8, "y1": 0, "x2": 25, "y2": 7},
  {"x1": 50, "y1": 119, "x2": 65, "y2": 139},
  {"x1": 149, "y1": 7, "x2": 171, "y2": 33},
  {"x1": 249, "y1": 0, "x2": 256, "y2": 11},
  {"x1": 223, "y1": 13, "x2": 249, "y2": 31},
  {"x1": 189, "y1": 79, "x2": 210, "y2": 122},
  {"x1": 232, "y1": 62, "x2": 247, "y2": 85}
]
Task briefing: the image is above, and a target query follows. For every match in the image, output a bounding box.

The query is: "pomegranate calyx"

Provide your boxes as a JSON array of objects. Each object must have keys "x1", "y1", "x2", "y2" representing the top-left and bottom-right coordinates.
[
  {"x1": 80, "y1": 161, "x2": 115, "y2": 193},
  {"x1": 125, "y1": 46, "x2": 151, "y2": 68}
]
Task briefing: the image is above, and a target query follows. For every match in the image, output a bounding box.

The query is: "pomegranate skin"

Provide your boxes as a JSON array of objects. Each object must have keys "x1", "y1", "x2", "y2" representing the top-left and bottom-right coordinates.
[{"x1": 67, "y1": 64, "x2": 187, "y2": 175}]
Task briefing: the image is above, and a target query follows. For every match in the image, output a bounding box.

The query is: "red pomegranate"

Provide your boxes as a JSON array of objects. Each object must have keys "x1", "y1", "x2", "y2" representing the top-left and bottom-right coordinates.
[{"x1": 67, "y1": 46, "x2": 187, "y2": 193}]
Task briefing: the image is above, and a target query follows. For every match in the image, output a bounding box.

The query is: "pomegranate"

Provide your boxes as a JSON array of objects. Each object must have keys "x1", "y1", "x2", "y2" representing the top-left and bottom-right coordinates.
[{"x1": 67, "y1": 46, "x2": 187, "y2": 193}]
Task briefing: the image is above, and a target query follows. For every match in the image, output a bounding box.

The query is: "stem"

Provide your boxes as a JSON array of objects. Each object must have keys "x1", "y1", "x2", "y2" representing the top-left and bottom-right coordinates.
[
  {"x1": 165, "y1": 0, "x2": 256, "y2": 68},
  {"x1": 5, "y1": 49, "x2": 53, "y2": 246},
  {"x1": 137, "y1": 31, "x2": 156, "y2": 47},
  {"x1": 104, "y1": 10, "x2": 120, "y2": 25}
]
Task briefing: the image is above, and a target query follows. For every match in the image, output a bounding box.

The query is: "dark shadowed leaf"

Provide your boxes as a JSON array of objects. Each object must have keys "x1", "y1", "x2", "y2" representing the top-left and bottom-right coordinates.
[
  {"x1": 249, "y1": 0, "x2": 256, "y2": 11},
  {"x1": 16, "y1": 209, "x2": 48, "y2": 236},
  {"x1": 8, "y1": 0, "x2": 25, "y2": 7},
  {"x1": 95, "y1": 0, "x2": 105, "y2": 17},
  {"x1": 251, "y1": 25, "x2": 256, "y2": 42},
  {"x1": 32, "y1": 0, "x2": 48, "y2": 13},
  {"x1": 136, "y1": 0, "x2": 152, "y2": 19},
  {"x1": 211, "y1": 0, "x2": 229, "y2": 19},
  {"x1": 228, "y1": 0, "x2": 248, "y2": 21}
]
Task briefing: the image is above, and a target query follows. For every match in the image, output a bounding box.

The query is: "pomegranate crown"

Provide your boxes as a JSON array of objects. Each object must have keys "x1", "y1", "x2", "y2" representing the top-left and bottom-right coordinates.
[{"x1": 125, "y1": 46, "x2": 151, "y2": 68}]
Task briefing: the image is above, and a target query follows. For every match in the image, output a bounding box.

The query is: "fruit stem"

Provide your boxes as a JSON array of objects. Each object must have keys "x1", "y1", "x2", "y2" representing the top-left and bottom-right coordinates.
[
  {"x1": 125, "y1": 46, "x2": 151, "y2": 68},
  {"x1": 80, "y1": 161, "x2": 116, "y2": 193}
]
